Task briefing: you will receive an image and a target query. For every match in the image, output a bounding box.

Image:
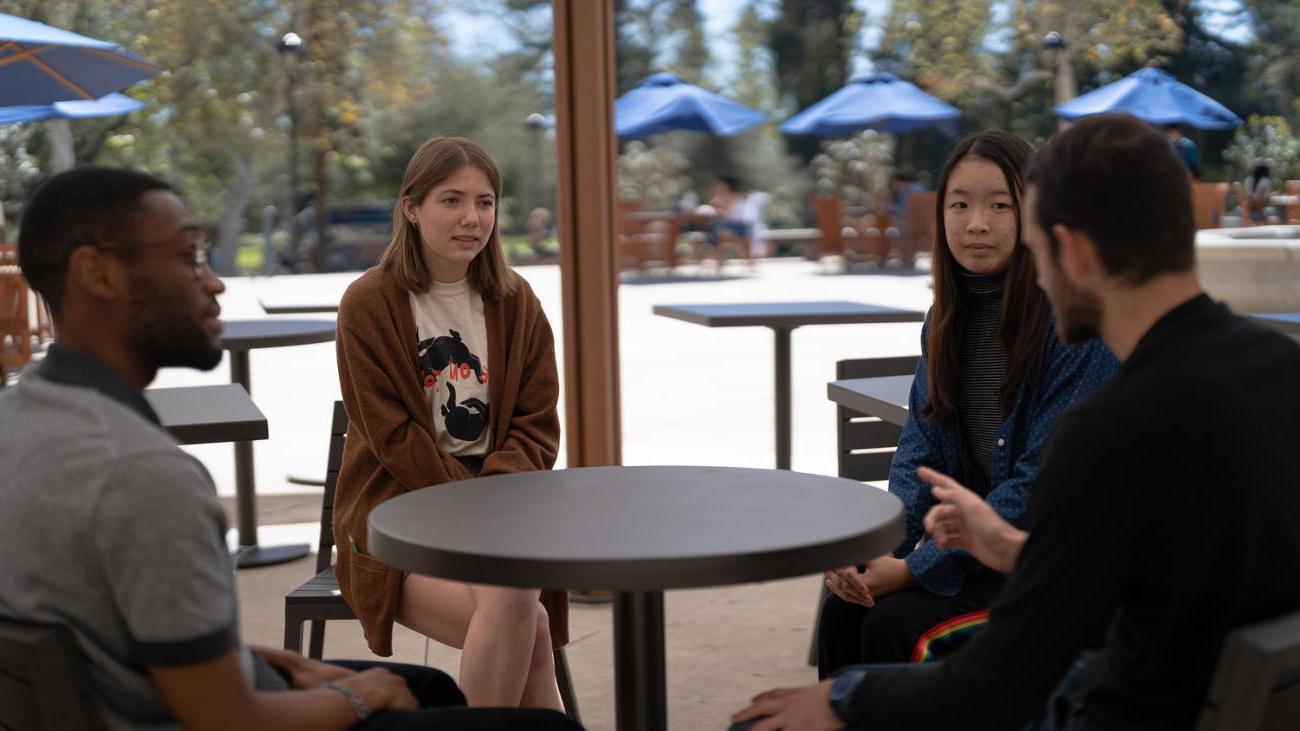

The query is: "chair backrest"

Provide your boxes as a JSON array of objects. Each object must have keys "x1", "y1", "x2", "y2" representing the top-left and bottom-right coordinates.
[
  {"x1": 1198, "y1": 607, "x2": 1300, "y2": 731},
  {"x1": 904, "y1": 192, "x2": 936, "y2": 255},
  {"x1": 1189, "y1": 181, "x2": 1221, "y2": 230},
  {"x1": 1286, "y1": 181, "x2": 1300, "y2": 223},
  {"x1": 0, "y1": 270, "x2": 33, "y2": 378},
  {"x1": 811, "y1": 196, "x2": 844, "y2": 257},
  {"x1": 836, "y1": 356, "x2": 921, "y2": 482},
  {"x1": 616, "y1": 199, "x2": 645, "y2": 238},
  {"x1": 316, "y1": 401, "x2": 350, "y2": 573},
  {"x1": 0, "y1": 619, "x2": 107, "y2": 731}
]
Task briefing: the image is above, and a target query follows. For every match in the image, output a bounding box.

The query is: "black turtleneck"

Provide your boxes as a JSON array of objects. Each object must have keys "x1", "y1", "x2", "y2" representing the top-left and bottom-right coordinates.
[{"x1": 956, "y1": 269, "x2": 1006, "y2": 482}]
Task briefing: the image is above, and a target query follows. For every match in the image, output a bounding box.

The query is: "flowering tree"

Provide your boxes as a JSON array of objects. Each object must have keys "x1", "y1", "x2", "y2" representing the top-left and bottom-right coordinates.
[
  {"x1": 1224, "y1": 116, "x2": 1300, "y2": 182},
  {"x1": 812, "y1": 130, "x2": 896, "y2": 207}
]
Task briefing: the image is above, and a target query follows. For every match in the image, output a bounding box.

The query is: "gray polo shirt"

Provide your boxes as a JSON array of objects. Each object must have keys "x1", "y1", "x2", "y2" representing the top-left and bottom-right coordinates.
[{"x1": 0, "y1": 345, "x2": 240, "y2": 730}]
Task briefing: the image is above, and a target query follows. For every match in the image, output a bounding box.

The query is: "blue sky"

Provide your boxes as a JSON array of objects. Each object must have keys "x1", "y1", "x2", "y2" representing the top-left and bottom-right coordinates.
[{"x1": 445, "y1": 0, "x2": 1252, "y2": 85}]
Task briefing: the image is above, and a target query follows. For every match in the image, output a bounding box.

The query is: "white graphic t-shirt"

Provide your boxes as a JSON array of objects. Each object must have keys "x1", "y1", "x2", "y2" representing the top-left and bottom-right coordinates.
[{"x1": 409, "y1": 278, "x2": 491, "y2": 456}]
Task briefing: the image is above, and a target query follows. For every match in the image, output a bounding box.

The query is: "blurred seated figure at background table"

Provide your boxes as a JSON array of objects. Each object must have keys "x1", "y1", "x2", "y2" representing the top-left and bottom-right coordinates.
[
  {"x1": 732, "y1": 113, "x2": 1300, "y2": 731},
  {"x1": 889, "y1": 172, "x2": 925, "y2": 218},
  {"x1": 708, "y1": 174, "x2": 757, "y2": 267},
  {"x1": 816, "y1": 130, "x2": 1117, "y2": 676},
  {"x1": 334, "y1": 136, "x2": 570, "y2": 712},
  {"x1": 525, "y1": 207, "x2": 558, "y2": 260},
  {"x1": 1243, "y1": 160, "x2": 1277, "y2": 223},
  {"x1": 0, "y1": 167, "x2": 580, "y2": 731},
  {"x1": 1165, "y1": 123, "x2": 1200, "y2": 179}
]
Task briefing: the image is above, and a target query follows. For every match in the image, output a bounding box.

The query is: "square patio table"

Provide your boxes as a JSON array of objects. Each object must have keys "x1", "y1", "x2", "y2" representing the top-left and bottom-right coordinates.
[
  {"x1": 826, "y1": 374, "x2": 914, "y2": 427},
  {"x1": 146, "y1": 384, "x2": 268, "y2": 445},
  {"x1": 1251, "y1": 312, "x2": 1300, "y2": 336},
  {"x1": 259, "y1": 298, "x2": 340, "y2": 315},
  {"x1": 653, "y1": 301, "x2": 924, "y2": 469},
  {"x1": 220, "y1": 319, "x2": 337, "y2": 567}
]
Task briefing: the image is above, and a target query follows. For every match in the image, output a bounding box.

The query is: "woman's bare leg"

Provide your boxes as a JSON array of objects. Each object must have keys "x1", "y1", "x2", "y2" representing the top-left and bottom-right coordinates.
[
  {"x1": 396, "y1": 574, "x2": 562, "y2": 710},
  {"x1": 519, "y1": 607, "x2": 564, "y2": 709}
]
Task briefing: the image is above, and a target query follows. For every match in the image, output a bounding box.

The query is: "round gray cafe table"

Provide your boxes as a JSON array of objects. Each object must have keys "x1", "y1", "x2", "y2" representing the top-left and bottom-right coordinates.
[
  {"x1": 221, "y1": 319, "x2": 337, "y2": 568},
  {"x1": 367, "y1": 465, "x2": 905, "y2": 731}
]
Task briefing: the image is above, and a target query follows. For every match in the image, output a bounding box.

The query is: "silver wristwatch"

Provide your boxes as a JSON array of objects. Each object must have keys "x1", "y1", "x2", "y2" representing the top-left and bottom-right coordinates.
[{"x1": 321, "y1": 681, "x2": 371, "y2": 722}]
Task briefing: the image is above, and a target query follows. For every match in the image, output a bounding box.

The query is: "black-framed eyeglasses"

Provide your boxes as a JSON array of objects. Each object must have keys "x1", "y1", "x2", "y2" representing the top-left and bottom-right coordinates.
[{"x1": 94, "y1": 234, "x2": 213, "y2": 278}]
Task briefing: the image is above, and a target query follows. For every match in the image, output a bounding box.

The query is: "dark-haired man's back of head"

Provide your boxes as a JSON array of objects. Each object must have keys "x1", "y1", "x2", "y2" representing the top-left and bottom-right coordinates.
[{"x1": 1026, "y1": 113, "x2": 1195, "y2": 285}]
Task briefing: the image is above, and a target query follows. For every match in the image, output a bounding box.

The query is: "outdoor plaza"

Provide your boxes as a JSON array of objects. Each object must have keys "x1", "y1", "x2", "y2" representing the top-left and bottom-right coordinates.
[{"x1": 150, "y1": 258, "x2": 935, "y2": 730}]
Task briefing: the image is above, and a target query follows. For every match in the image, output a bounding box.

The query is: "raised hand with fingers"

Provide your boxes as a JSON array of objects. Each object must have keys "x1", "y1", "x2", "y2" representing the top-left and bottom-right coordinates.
[{"x1": 919, "y1": 466, "x2": 1027, "y2": 574}]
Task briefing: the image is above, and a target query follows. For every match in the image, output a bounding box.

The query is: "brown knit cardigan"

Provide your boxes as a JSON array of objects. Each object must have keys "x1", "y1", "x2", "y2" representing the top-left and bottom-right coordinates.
[{"x1": 333, "y1": 266, "x2": 567, "y2": 656}]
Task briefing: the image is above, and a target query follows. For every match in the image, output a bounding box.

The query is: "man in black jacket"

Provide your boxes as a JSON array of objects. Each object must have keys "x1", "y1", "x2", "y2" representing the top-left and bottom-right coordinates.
[{"x1": 732, "y1": 114, "x2": 1300, "y2": 730}]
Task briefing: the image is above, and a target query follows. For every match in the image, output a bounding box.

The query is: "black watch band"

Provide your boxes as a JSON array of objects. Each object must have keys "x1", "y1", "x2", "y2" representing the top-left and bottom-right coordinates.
[{"x1": 829, "y1": 667, "x2": 868, "y2": 723}]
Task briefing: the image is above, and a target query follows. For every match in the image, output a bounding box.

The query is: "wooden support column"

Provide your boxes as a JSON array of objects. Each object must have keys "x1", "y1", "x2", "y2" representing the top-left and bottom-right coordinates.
[{"x1": 552, "y1": 0, "x2": 622, "y2": 467}]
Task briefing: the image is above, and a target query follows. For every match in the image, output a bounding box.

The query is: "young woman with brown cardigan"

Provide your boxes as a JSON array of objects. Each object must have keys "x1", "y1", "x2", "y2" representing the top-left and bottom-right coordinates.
[{"x1": 333, "y1": 137, "x2": 568, "y2": 711}]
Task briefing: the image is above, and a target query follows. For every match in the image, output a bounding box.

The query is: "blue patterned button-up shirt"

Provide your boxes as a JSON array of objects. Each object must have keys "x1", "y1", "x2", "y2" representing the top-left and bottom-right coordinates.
[{"x1": 890, "y1": 311, "x2": 1118, "y2": 596}]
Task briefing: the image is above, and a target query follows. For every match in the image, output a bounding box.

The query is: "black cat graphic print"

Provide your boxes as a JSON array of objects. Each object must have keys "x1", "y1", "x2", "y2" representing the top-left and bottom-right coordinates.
[
  {"x1": 416, "y1": 328, "x2": 490, "y2": 445},
  {"x1": 441, "y1": 382, "x2": 488, "y2": 441},
  {"x1": 417, "y1": 330, "x2": 484, "y2": 386},
  {"x1": 408, "y1": 279, "x2": 491, "y2": 455}
]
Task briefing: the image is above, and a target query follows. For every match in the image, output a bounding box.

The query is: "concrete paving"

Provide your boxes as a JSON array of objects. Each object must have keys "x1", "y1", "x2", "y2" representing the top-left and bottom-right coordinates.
[{"x1": 160, "y1": 257, "x2": 933, "y2": 730}]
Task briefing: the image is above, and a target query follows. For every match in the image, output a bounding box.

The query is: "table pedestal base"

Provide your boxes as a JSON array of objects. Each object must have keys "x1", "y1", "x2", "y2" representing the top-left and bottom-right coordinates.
[
  {"x1": 235, "y1": 543, "x2": 312, "y2": 568},
  {"x1": 614, "y1": 590, "x2": 667, "y2": 731},
  {"x1": 230, "y1": 349, "x2": 312, "y2": 569}
]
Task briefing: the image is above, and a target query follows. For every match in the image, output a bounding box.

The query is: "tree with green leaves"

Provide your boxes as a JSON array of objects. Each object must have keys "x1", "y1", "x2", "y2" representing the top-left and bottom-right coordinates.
[
  {"x1": 667, "y1": 0, "x2": 710, "y2": 84},
  {"x1": 1241, "y1": 0, "x2": 1300, "y2": 125},
  {"x1": 768, "y1": 0, "x2": 861, "y2": 161},
  {"x1": 872, "y1": 0, "x2": 995, "y2": 108},
  {"x1": 1010, "y1": 0, "x2": 1185, "y2": 99}
]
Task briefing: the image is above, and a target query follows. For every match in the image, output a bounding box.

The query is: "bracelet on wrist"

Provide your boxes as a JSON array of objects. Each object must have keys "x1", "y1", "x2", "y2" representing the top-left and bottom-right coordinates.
[{"x1": 321, "y1": 681, "x2": 371, "y2": 722}]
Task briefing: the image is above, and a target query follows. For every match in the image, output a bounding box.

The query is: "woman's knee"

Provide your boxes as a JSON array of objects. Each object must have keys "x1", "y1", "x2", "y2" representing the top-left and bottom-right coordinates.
[
  {"x1": 473, "y1": 586, "x2": 542, "y2": 621},
  {"x1": 528, "y1": 604, "x2": 555, "y2": 667}
]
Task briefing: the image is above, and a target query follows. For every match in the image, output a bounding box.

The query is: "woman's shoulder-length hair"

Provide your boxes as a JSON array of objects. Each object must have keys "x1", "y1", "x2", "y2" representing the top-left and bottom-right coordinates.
[{"x1": 378, "y1": 136, "x2": 518, "y2": 300}]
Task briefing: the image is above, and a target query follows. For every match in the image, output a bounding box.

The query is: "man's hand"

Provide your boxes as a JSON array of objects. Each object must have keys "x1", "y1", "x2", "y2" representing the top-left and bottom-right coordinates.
[
  {"x1": 919, "y1": 466, "x2": 1027, "y2": 574},
  {"x1": 251, "y1": 646, "x2": 352, "y2": 689},
  {"x1": 730, "y1": 680, "x2": 843, "y2": 731},
  {"x1": 334, "y1": 667, "x2": 419, "y2": 715}
]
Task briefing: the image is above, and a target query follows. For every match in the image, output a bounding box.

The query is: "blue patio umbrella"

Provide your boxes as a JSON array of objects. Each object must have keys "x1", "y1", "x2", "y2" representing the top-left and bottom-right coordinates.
[
  {"x1": 615, "y1": 72, "x2": 766, "y2": 139},
  {"x1": 0, "y1": 91, "x2": 145, "y2": 125},
  {"x1": 1053, "y1": 67, "x2": 1242, "y2": 130},
  {"x1": 0, "y1": 13, "x2": 162, "y2": 106},
  {"x1": 779, "y1": 72, "x2": 962, "y2": 137}
]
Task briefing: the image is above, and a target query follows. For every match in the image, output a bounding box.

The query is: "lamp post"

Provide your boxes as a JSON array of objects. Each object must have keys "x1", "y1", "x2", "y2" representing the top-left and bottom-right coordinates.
[
  {"x1": 1043, "y1": 31, "x2": 1075, "y2": 132},
  {"x1": 525, "y1": 112, "x2": 549, "y2": 213},
  {"x1": 277, "y1": 31, "x2": 305, "y2": 259}
]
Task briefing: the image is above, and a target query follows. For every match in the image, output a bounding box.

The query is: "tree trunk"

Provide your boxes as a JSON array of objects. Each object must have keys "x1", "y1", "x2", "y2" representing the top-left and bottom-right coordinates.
[
  {"x1": 216, "y1": 152, "x2": 255, "y2": 276},
  {"x1": 310, "y1": 144, "x2": 329, "y2": 273}
]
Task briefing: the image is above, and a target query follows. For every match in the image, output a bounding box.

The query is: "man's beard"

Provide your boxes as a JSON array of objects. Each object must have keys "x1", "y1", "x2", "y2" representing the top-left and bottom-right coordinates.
[
  {"x1": 1051, "y1": 272, "x2": 1103, "y2": 345},
  {"x1": 126, "y1": 280, "x2": 222, "y2": 371}
]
